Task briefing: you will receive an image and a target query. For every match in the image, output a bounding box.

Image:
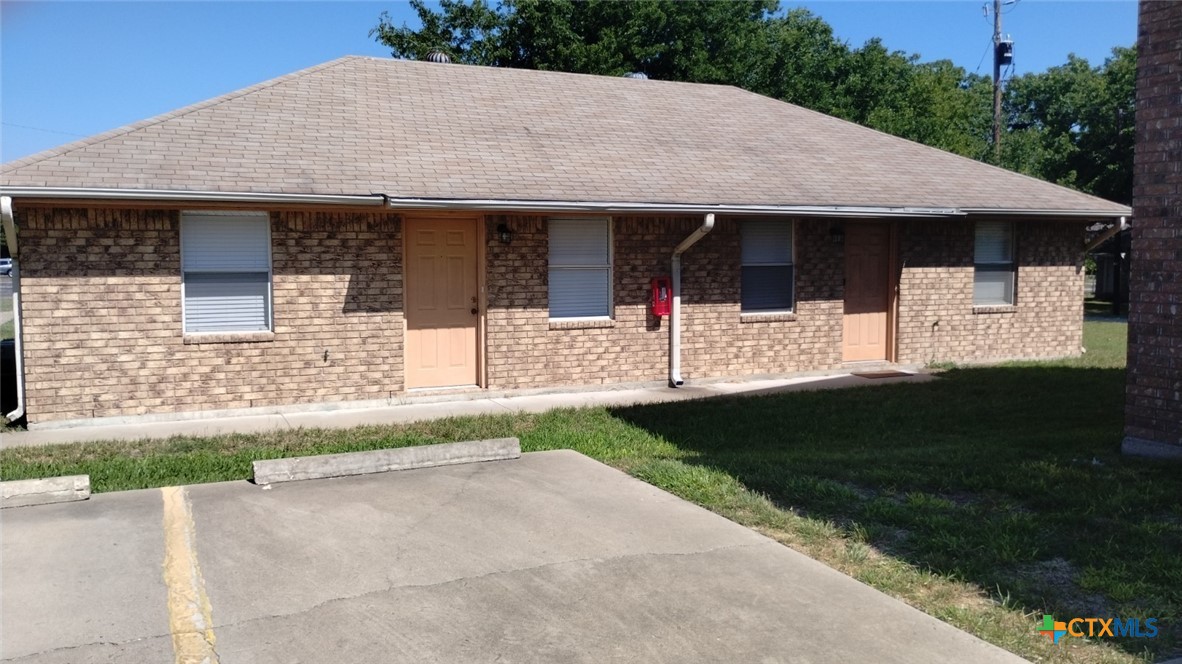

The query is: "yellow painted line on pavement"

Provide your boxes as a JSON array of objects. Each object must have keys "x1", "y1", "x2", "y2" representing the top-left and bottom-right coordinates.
[{"x1": 161, "y1": 486, "x2": 220, "y2": 664}]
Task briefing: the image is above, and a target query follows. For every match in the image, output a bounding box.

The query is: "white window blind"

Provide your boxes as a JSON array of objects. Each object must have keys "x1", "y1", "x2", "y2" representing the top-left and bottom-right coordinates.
[
  {"x1": 974, "y1": 221, "x2": 1015, "y2": 306},
  {"x1": 548, "y1": 218, "x2": 611, "y2": 319},
  {"x1": 741, "y1": 221, "x2": 794, "y2": 312},
  {"x1": 182, "y1": 213, "x2": 272, "y2": 333}
]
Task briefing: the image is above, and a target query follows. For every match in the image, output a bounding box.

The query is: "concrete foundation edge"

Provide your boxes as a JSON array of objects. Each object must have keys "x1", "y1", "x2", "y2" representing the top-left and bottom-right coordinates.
[
  {"x1": 252, "y1": 437, "x2": 522, "y2": 485},
  {"x1": 27, "y1": 365, "x2": 927, "y2": 430},
  {"x1": 1, "y1": 474, "x2": 91, "y2": 509},
  {"x1": 1121, "y1": 436, "x2": 1182, "y2": 460}
]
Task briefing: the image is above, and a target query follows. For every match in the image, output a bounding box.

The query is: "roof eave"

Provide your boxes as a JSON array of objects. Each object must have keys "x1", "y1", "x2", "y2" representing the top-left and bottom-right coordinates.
[
  {"x1": 0, "y1": 186, "x2": 387, "y2": 207},
  {"x1": 381, "y1": 197, "x2": 966, "y2": 218},
  {"x1": 959, "y1": 207, "x2": 1130, "y2": 220},
  {"x1": 0, "y1": 187, "x2": 1131, "y2": 220}
]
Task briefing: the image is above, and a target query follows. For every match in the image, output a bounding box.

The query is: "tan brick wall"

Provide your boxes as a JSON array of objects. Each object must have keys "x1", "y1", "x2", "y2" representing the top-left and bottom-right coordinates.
[
  {"x1": 895, "y1": 220, "x2": 1085, "y2": 364},
  {"x1": 17, "y1": 207, "x2": 403, "y2": 423},
  {"x1": 16, "y1": 208, "x2": 1083, "y2": 423},
  {"x1": 484, "y1": 215, "x2": 843, "y2": 390},
  {"x1": 486, "y1": 215, "x2": 1082, "y2": 390},
  {"x1": 679, "y1": 218, "x2": 843, "y2": 377}
]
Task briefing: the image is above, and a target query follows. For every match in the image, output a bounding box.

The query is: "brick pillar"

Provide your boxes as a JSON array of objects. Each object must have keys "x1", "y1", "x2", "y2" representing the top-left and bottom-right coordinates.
[{"x1": 1123, "y1": 1, "x2": 1182, "y2": 458}]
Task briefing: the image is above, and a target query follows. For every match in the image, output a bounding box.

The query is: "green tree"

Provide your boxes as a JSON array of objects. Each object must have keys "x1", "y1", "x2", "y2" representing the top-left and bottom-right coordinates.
[
  {"x1": 899, "y1": 62, "x2": 992, "y2": 159},
  {"x1": 1002, "y1": 47, "x2": 1135, "y2": 203},
  {"x1": 372, "y1": 0, "x2": 778, "y2": 84},
  {"x1": 749, "y1": 9, "x2": 850, "y2": 115},
  {"x1": 372, "y1": 0, "x2": 505, "y2": 65},
  {"x1": 824, "y1": 40, "x2": 991, "y2": 158}
]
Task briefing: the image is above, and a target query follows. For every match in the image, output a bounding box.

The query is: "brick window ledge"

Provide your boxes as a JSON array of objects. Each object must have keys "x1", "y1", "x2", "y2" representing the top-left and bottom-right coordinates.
[
  {"x1": 183, "y1": 331, "x2": 277, "y2": 345},
  {"x1": 549, "y1": 318, "x2": 615, "y2": 330},
  {"x1": 741, "y1": 312, "x2": 798, "y2": 323},
  {"x1": 972, "y1": 305, "x2": 1018, "y2": 315}
]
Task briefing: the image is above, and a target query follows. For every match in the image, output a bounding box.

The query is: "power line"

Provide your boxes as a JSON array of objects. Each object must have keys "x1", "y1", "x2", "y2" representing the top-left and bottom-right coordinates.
[
  {"x1": 975, "y1": 37, "x2": 994, "y2": 75},
  {"x1": 1, "y1": 122, "x2": 87, "y2": 138}
]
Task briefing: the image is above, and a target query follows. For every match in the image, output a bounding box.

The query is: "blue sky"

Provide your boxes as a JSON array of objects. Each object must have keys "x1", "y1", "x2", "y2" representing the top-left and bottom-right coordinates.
[{"x1": 1, "y1": 1, "x2": 1136, "y2": 162}]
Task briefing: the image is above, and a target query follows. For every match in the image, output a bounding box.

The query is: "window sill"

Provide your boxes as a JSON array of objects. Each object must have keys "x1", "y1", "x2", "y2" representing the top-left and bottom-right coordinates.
[
  {"x1": 548, "y1": 318, "x2": 615, "y2": 330},
  {"x1": 972, "y1": 305, "x2": 1017, "y2": 315},
  {"x1": 183, "y1": 331, "x2": 276, "y2": 345},
  {"x1": 740, "y1": 312, "x2": 797, "y2": 323}
]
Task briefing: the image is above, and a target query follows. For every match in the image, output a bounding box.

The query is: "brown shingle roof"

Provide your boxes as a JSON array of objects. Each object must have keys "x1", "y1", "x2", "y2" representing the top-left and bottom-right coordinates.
[{"x1": 1, "y1": 56, "x2": 1128, "y2": 214}]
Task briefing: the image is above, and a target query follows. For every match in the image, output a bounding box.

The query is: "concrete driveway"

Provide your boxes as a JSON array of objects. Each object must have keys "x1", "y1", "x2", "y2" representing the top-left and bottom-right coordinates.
[{"x1": 1, "y1": 451, "x2": 1026, "y2": 663}]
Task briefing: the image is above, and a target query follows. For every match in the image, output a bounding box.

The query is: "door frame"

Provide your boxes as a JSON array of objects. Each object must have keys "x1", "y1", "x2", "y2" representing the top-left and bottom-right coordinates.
[
  {"x1": 400, "y1": 212, "x2": 487, "y2": 389},
  {"x1": 842, "y1": 220, "x2": 900, "y2": 363},
  {"x1": 886, "y1": 221, "x2": 899, "y2": 363}
]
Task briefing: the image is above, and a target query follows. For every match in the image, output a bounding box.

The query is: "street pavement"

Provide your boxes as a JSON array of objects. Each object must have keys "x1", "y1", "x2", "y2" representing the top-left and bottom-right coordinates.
[{"x1": 1, "y1": 451, "x2": 1026, "y2": 663}]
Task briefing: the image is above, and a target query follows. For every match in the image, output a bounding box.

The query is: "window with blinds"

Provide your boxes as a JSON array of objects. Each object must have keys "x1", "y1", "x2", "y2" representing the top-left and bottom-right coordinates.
[
  {"x1": 548, "y1": 218, "x2": 612, "y2": 319},
  {"x1": 181, "y1": 212, "x2": 272, "y2": 333},
  {"x1": 974, "y1": 221, "x2": 1015, "y2": 305},
  {"x1": 740, "y1": 220, "x2": 794, "y2": 312}
]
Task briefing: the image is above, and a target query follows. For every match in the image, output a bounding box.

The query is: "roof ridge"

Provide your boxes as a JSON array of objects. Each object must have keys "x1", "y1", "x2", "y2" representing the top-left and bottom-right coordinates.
[
  {"x1": 355, "y1": 54, "x2": 740, "y2": 90},
  {"x1": 1, "y1": 56, "x2": 361, "y2": 173},
  {"x1": 728, "y1": 86, "x2": 1125, "y2": 209}
]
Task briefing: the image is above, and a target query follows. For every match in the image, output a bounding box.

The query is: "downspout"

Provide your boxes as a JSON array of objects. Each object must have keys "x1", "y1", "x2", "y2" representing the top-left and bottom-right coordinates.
[
  {"x1": 1083, "y1": 216, "x2": 1129, "y2": 253},
  {"x1": 669, "y1": 213, "x2": 715, "y2": 387},
  {"x1": 1, "y1": 195, "x2": 24, "y2": 422}
]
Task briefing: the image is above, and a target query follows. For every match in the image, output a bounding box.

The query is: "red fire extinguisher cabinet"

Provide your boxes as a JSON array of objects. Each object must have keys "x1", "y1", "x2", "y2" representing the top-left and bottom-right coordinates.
[{"x1": 651, "y1": 276, "x2": 672, "y2": 317}]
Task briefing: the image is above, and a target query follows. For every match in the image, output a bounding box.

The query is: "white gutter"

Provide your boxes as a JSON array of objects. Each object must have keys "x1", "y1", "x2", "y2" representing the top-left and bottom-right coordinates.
[
  {"x1": 960, "y1": 207, "x2": 1130, "y2": 219},
  {"x1": 669, "y1": 213, "x2": 715, "y2": 387},
  {"x1": 0, "y1": 187, "x2": 387, "y2": 206},
  {"x1": 0, "y1": 188, "x2": 1130, "y2": 220},
  {"x1": 1, "y1": 195, "x2": 24, "y2": 422},
  {"x1": 382, "y1": 198, "x2": 964, "y2": 218},
  {"x1": 1084, "y1": 216, "x2": 1130, "y2": 253},
  {"x1": 383, "y1": 199, "x2": 1130, "y2": 219}
]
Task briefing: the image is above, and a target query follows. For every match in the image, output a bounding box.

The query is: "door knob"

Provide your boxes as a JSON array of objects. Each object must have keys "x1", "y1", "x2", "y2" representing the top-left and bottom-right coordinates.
[{"x1": 471, "y1": 308, "x2": 479, "y2": 315}]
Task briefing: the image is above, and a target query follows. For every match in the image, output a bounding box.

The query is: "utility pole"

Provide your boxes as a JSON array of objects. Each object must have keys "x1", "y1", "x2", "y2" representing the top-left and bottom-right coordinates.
[{"x1": 992, "y1": 0, "x2": 1003, "y2": 161}]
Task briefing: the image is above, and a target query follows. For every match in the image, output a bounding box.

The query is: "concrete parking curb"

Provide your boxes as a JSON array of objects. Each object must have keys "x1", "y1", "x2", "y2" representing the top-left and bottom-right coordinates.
[
  {"x1": 1, "y1": 474, "x2": 91, "y2": 509},
  {"x1": 252, "y1": 437, "x2": 521, "y2": 486}
]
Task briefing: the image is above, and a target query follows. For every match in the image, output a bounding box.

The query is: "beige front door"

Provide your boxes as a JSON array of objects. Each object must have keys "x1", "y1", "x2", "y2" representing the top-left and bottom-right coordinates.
[
  {"x1": 842, "y1": 223, "x2": 892, "y2": 362},
  {"x1": 404, "y1": 216, "x2": 479, "y2": 388}
]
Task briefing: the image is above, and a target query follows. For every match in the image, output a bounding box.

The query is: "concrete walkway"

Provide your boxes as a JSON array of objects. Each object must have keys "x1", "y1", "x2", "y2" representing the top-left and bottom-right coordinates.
[
  {"x1": 2, "y1": 370, "x2": 933, "y2": 448},
  {"x1": 1, "y1": 450, "x2": 1024, "y2": 663}
]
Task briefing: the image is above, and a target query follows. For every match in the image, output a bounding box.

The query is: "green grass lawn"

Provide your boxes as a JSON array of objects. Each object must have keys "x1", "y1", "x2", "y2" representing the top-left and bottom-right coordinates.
[
  {"x1": 1085, "y1": 298, "x2": 1128, "y2": 318},
  {"x1": 2, "y1": 321, "x2": 1175, "y2": 663},
  {"x1": 1, "y1": 294, "x2": 13, "y2": 339}
]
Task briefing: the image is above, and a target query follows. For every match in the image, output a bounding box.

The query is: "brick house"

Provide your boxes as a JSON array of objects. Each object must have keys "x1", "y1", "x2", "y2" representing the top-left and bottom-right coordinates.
[
  {"x1": 1124, "y1": 1, "x2": 1182, "y2": 459},
  {"x1": 0, "y1": 57, "x2": 1129, "y2": 426}
]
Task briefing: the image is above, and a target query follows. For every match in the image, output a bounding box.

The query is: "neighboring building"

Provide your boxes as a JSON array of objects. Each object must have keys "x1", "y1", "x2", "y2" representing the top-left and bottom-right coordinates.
[
  {"x1": 0, "y1": 57, "x2": 1128, "y2": 426},
  {"x1": 1086, "y1": 226, "x2": 1130, "y2": 306},
  {"x1": 1124, "y1": 2, "x2": 1182, "y2": 459}
]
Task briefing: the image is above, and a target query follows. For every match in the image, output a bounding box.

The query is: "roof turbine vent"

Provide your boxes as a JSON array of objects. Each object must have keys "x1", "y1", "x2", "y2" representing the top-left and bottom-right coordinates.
[
  {"x1": 424, "y1": 50, "x2": 452, "y2": 64},
  {"x1": 623, "y1": 72, "x2": 648, "y2": 80}
]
